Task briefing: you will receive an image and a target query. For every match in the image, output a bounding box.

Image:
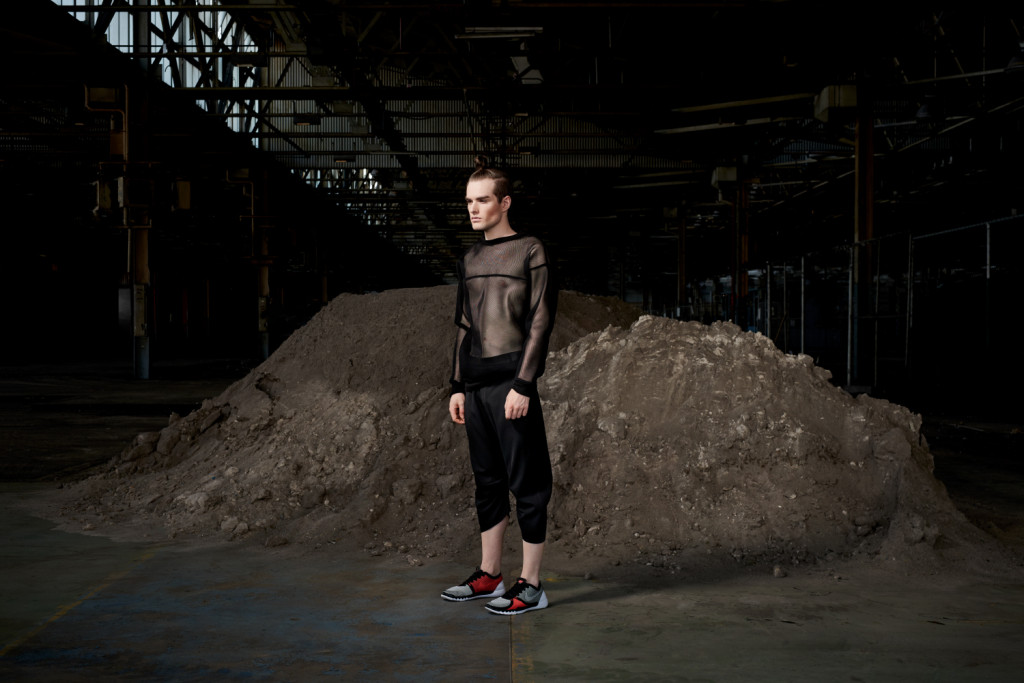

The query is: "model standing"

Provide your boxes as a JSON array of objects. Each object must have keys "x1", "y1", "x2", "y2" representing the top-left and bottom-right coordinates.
[{"x1": 442, "y1": 157, "x2": 557, "y2": 615}]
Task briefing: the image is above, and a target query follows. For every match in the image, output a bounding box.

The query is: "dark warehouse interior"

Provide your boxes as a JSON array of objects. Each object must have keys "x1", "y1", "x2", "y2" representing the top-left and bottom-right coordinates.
[
  {"x1": 2, "y1": 2, "x2": 1024, "y2": 679},
  {"x1": 2, "y1": 1, "x2": 1022, "y2": 416}
]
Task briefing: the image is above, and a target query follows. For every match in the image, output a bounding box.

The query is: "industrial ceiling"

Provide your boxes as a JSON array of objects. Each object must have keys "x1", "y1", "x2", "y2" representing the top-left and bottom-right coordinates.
[
  {"x1": 7, "y1": 2, "x2": 1024, "y2": 255},
  {"x1": 2, "y1": 2, "x2": 1023, "y2": 397}
]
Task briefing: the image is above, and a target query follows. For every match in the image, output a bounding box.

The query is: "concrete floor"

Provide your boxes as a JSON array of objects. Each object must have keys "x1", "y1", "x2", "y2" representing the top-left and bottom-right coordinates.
[{"x1": 2, "y1": 361, "x2": 1024, "y2": 681}]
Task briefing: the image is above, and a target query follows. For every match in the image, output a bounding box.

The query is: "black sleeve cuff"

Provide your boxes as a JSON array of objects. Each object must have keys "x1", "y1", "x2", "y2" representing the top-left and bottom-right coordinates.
[
  {"x1": 449, "y1": 380, "x2": 465, "y2": 396},
  {"x1": 511, "y1": 378, "x2": 536, "y2": 397}
]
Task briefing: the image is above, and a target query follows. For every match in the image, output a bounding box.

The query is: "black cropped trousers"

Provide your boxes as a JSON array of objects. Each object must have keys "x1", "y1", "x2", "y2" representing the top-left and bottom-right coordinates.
[{"x1": 464, "y1": 378, "x2": 553, "y2": 545}]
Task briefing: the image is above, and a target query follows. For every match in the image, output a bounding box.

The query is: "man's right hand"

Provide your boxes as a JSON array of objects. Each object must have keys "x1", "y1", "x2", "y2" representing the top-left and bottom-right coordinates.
[{"x1": 449, "y1": 392, "x2": 466, "y2": 424}]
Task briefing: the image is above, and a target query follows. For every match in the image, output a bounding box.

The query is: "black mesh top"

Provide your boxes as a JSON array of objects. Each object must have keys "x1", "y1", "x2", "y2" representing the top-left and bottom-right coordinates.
[{"x1": 450, "y1": 232, "x2": 556, "y2": 396}]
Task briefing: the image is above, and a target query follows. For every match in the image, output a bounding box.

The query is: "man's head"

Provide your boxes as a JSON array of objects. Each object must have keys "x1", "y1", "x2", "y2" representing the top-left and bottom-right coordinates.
[
  {"x1": 466, "y1": 156, "x2": 513, "y2": 238},
  {"x1": 467, "y1": 155, "x2": 511, "y2": 201}
]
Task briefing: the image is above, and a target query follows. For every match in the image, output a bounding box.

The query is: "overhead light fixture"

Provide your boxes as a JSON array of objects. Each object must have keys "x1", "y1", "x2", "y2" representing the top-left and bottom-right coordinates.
[
  {"x1": 511, "y1": 56, "x2": 543, "y2": 85},
  {"x1": 1007, "y1": 42, "x2": 1024, "y2": 70},
  {"x1": 457, "y1": 26, "x2": 543, "y2": 40},
  {"x1": 675, "y1": 93, "x2": 815, "y2": 114},
  {"x1": 612, "y1": 180, "x2": 697, "y2": 190},
  {"x1": 294, "y1": 114, "x2": 321, "y2": 126},
  {"x1": 334, "y1": 155, "x2": 356, "y2": 163},
  {"x1": 656, "y1": 117, "x2": 797, "y2": 134}
]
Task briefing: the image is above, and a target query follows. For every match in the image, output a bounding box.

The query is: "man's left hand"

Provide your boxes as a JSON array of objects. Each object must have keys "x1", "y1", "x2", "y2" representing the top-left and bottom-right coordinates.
[{"x1": 504, "y1": 389, "x2": 530, "y2": 420}]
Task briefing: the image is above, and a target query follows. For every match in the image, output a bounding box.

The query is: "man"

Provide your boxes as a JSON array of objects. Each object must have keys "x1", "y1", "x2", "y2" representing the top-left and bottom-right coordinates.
[{"x1": 441, "y1": 158, "x2": 557, "y2": 615}]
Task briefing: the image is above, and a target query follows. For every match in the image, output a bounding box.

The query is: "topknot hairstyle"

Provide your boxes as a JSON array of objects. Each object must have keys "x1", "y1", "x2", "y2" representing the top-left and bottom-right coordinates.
[{"x1": 468, "y1": 155, "x2": 512, "y2": 200}]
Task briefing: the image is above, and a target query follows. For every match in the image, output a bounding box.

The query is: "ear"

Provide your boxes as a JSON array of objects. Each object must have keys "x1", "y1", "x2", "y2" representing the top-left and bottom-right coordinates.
[{"x1": 501, "y1": 195, "x2": 511, "y2": 212}]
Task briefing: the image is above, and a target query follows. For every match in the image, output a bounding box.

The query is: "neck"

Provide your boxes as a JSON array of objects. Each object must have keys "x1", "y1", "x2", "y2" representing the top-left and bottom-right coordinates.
[{"x1": 484, "y1": 223, "x2": 516, "y2": 240}]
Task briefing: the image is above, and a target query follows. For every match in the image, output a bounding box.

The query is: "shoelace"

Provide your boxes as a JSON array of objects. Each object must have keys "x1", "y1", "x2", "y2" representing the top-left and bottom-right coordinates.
[{"x1": 505, "y1": 578, "x2": 533, "y2": 599}]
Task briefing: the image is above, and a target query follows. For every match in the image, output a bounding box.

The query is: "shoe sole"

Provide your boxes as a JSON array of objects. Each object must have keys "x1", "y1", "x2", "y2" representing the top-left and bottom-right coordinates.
[
  {"x1": 441, "y1": 582, "x2": 506, "y2": 602},
  {"x1": 484, "y1": 591, "x2": 549, "y2": 615}
]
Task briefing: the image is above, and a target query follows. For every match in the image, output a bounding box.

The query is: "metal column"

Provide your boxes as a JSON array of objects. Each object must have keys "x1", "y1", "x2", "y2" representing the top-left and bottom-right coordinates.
[
  {"x1": 849, "y1": 82, "x2": 875, "y2": 391},
  {"x1": 800, "y1": 256, "x2": 805, "y2": 354},
  {"x1": 131, "y1": 227, "x2": 151, "y2": 379}
]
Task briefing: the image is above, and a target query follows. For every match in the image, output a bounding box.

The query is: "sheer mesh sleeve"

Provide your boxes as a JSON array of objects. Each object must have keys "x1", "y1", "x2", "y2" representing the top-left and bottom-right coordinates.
[
  {"x1": 512, "y1": 241, "x2": 556, "y2": 395},
  {"x1": 449, "y1": 260, "x2": 470, "y2": 394}
]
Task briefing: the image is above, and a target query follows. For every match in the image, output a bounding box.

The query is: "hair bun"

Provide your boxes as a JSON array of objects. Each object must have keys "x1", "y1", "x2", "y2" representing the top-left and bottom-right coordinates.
[{"x1": 474, "y1": 155, "x2": 490, "y2": 171}]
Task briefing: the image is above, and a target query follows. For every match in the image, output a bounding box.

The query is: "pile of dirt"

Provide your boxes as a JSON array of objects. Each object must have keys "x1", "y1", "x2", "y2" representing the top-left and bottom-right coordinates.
[
  {"x1": 56, "y1": 285, "x2": 1011, "y2": 575},
  {"x1": 538, "y1": 317, "x2": 1000, "y2": 573}
]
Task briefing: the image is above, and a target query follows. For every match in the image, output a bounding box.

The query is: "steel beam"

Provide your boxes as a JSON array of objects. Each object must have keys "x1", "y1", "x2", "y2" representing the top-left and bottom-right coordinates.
[
  {"x1": 169, "y1": 84, "x2": 680, "y2": 99},
  {"x1": 55, "y1": 2, "x2": 745, "y2": 9}
]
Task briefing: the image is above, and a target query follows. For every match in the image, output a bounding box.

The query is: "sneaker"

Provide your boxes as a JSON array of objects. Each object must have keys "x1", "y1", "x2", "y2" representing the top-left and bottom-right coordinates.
[
  {"x1": 441, "y1": 568, "x2": 505, "y2": 602},
  {"x1": 484, "y1": 577, "x2": 549, "y2": 615}
]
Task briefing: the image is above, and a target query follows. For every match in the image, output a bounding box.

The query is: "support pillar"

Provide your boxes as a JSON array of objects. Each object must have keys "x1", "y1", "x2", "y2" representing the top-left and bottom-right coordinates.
[
  {"x1": 733, "y1": 181, "x2": 750, "y2": 327},
  {"x1": 850, "y1": 80, "x2": 875, "y2": 390},
  {"x1": 228, "y1": 168, "x2": 274, "y2": 361},
  {"x1": 257, "y1": 247, "x2": 270, "y2": 360},
  {"x1": 131, "y1": 0, "x2": 153, "y2": 381},
  {"x1": 88, "y1": 82, "x2": 155, "y2": 379},
  {"x1": 800, "y1": 256, "x2": 806, "y2": 354},
  {"x1": 134, "y1": 0, "x2": 151, "y2": 72},
  {"x1": 677, "y1": 211, "x2": 686, "y2": 318},
  {"x1": 131, "y1": 227, "x2": 151, "y2": 379},
  {"x1": 253, "y1": 172, "x2": 273, "y2": 361}
]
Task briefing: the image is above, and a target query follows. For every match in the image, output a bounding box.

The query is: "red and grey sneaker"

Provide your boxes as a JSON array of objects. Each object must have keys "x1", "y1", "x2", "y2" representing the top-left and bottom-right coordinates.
[
  {"x1": 441, "y1": 568, "x2": 506, "y2": 602},
  {"x1": 484, "y1": 577, "x2": 549, "y2": 615}
]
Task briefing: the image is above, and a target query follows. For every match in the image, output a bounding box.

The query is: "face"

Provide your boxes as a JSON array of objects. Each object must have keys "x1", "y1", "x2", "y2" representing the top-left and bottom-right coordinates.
[{"x1": 465, "y1": 178, "x2": 511, "y2": 236}]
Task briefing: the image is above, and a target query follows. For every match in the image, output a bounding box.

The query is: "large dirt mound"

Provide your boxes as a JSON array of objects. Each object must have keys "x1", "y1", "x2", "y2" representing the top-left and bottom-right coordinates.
[
  {"x1": 539, "y1": 318, "x2": 991, "y2": 571},
  {"x1": 59, "y1": 285, "x2": 1007, "y2": 574}
]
